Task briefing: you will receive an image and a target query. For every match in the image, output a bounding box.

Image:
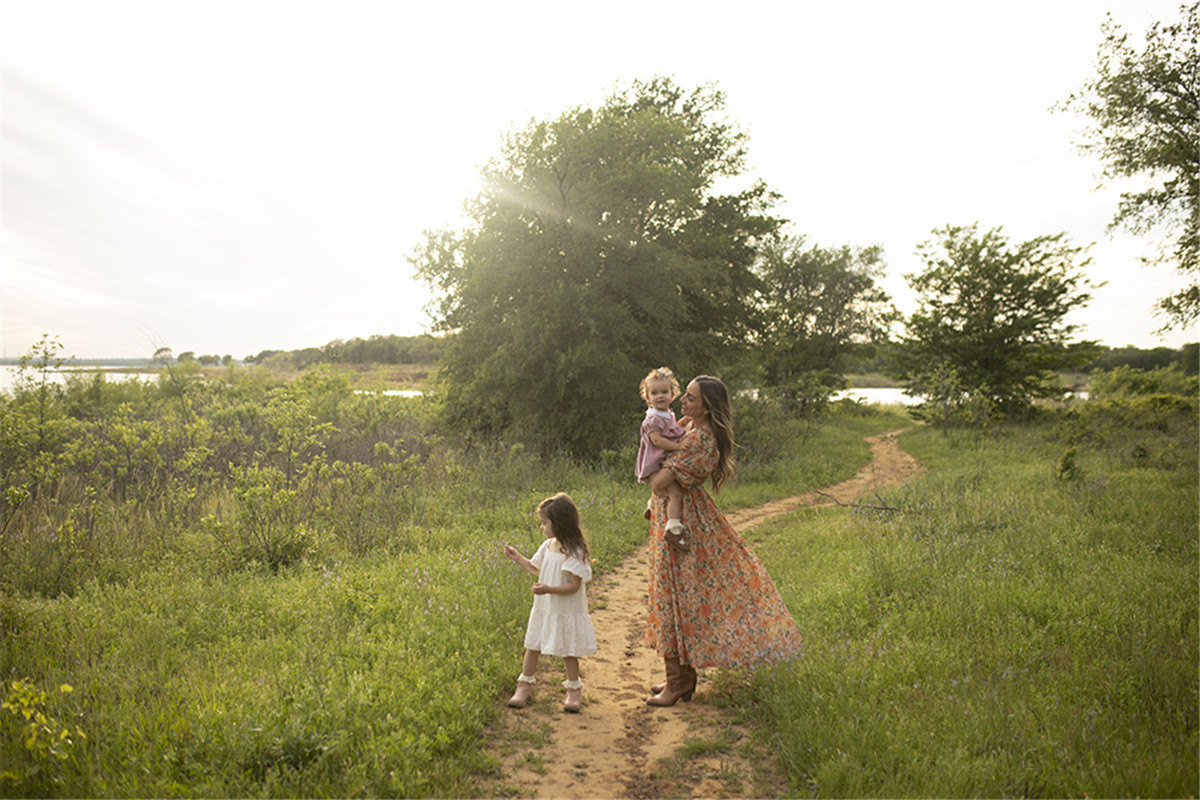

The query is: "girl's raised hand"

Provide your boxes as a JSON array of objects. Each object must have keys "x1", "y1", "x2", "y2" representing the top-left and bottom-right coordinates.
[{"x1": 503, "y1": 544, "x2": 521, "y2": 561}]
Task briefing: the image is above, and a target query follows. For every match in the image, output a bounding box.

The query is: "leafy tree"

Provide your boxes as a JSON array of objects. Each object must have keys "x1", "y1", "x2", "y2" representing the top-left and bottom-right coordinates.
[
  {"x1": 246, "y1": 349, "x2": 282, "y2": 365},
  {"x1": 1058, "y1": 3, "x2": 1199, "y2": 329},
  {"x1": 1182, "y1": 341, "x2": 1199, "y2": 375},
  {"x1": 754, "y1": 235, "x2": 898, "y2": 414},
  {"x1": 412, "y1": 78, "x2": 781, "y2": 454},
  {"x1": 322, "y1": 334, "x2": 445, "y2": 365},
  {"x1": 895, "y1": 224, "x2": 1099, "y2": 417}
]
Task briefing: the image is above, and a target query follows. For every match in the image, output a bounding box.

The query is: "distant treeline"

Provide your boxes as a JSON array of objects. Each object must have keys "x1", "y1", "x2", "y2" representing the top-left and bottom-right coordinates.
[
  {"x1": 243, "y1": 334, "x2": 445, "y2": 369},
  {"x1": 1083, "y1": 343, "x2": 1198, "y2": 374},
  {"x1": 238, "y1": 336, "x2": 1195, "y2": 376},
  {"x1": 848, "y1": 341, "x2": 1198, "y2": 377}
]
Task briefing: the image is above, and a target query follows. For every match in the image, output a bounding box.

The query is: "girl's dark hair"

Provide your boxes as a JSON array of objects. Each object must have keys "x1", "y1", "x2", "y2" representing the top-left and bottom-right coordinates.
[
  {"x1": 538, "y1": 492, "x2": 590, "y2": 560},
  {"x1": 693, "y1": 375, "x2": 736, "y2": 492}
]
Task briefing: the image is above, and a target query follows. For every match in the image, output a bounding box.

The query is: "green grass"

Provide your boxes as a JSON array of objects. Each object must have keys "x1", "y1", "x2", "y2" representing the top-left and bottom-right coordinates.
[
  {"x1": 750, "y1": 417, "x2": 1198, "y2": 797},
  {"x1": 723, "y1": 405, "x2": 911, "y2": 510},
  {"x1": 5, "y1": 379, "x2": 1193, "y2": 798},
  {"x1": 0, "y1": 393, "x2": 899, "y2": 797}
]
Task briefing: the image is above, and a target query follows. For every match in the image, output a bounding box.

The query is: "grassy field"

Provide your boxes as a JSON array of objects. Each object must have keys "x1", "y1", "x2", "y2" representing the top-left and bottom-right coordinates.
[
  {"x1": 0, "y1": 363, "x2": 907, "y2": 798},
  {"x1": 2, "y1": 360, "x2": 1194, "y2": 797},
  {"x1": 747, "y1": 410, "x2": 1198, "y2": 797}
]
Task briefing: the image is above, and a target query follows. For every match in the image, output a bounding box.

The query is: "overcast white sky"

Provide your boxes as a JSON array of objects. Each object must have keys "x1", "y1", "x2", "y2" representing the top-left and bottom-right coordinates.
[{"x1": 2, "y1": 0, "x2": 1195, "y2": 360}]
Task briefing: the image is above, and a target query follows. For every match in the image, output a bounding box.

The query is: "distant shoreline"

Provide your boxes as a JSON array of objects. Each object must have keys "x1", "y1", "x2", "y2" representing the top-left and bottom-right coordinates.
[{"x1": 0, "y1": 358, "x2": 156, "y2": 367}]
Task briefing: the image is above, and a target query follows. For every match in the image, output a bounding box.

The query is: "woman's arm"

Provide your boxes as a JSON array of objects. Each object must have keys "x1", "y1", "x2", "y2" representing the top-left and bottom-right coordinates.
[
  {"x1": 654, "y1": 429, "x2": 714, "y2": 493},
  {"x1": 648, "y1": 466, "x2": 676, "y2": 495},
  {"x1": 533, "y1": 573, "x2": 582, "y2": 595},
  {"x1": 503, "y1": 545, "x2": 540, "y2": 577}
]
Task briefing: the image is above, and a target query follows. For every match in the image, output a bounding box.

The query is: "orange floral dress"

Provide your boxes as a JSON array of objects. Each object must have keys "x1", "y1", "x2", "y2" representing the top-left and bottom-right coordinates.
[{"x1": 645, "y1": 427, "x2": 803, "y2": 668}]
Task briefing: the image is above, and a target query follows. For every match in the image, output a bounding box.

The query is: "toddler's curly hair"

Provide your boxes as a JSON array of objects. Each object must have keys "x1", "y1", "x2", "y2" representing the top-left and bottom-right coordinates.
[{"x1": 639, "y1": 366, "x2": 681, "y2": 403}]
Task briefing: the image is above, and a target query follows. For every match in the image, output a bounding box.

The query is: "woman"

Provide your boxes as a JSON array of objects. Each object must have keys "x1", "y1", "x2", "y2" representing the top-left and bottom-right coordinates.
[{"x1": 645, "y1": 375, "x2": 802, "y2": 706}]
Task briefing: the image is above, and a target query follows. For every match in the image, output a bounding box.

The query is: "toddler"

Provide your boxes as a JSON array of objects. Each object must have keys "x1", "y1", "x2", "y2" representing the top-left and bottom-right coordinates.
[{"x1": 635, "y1": 367, "x2": 687, "y2": 539}]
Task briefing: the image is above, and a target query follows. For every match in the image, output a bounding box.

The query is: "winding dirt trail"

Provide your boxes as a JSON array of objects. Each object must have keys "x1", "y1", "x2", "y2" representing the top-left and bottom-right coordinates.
[{"x1": 483, "y1": 430, "x2": 923, "y2": 799}]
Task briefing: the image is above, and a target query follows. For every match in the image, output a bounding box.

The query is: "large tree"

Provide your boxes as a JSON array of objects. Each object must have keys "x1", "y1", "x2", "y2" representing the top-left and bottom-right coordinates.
[
  {"x1": 1059, "y1": 3, "x2": 1199, "y2": 330},
  {"x1": 896, "y1": 224, "x2": 1099, "y2": 417},
  {"x1": 754, "y1": 235, "x2": 898, "y2": 413},
  {"x1": 412, "y1": 78, "x2": 781, "y2": 454}
]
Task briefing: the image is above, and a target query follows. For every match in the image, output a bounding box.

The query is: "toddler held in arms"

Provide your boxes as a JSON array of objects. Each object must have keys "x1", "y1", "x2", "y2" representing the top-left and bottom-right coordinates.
[{"x1": 635, "y1": 367, "x2": 687, "y2": 545}]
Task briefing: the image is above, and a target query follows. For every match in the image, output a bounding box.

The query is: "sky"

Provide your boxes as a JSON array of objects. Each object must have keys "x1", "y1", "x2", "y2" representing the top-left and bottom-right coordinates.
[{"x1": 2, "y1": 0, "x2": 1195, "y2": 360}]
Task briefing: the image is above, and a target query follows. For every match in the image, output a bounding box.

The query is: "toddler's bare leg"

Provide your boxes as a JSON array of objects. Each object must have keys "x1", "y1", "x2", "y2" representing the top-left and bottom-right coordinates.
[
  {"x1": 664, "y1": 484, "x2": 689, "y2": 553},
  {"x1": 666, "y1": 483, "x2": 683, "y2": 523}
]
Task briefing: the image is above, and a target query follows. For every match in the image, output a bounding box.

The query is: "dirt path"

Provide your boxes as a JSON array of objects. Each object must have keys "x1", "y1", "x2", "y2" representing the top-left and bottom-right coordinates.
[{"x1": 484, "y1": 430, "x2": 922, "y2": 799}]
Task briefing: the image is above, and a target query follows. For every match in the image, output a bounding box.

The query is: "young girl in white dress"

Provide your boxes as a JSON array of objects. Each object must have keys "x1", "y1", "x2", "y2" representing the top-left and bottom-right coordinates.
[{"x1": 503, "y1": 492, "x2": 597, "y2": 713}]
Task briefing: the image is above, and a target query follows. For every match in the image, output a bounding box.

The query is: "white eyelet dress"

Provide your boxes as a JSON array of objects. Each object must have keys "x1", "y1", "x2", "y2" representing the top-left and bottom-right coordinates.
[{"x1": 523, "y1": 540, "x2": 598, "y2": 657}]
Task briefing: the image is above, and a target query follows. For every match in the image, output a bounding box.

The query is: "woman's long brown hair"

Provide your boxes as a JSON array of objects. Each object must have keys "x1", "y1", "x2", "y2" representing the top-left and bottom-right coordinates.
[
  {"x1": 693, "y1": 375, "x2": 736, "y2": 493},
  {"x1": 538, "y1": 492, "x2": 590, "y2": 561}
]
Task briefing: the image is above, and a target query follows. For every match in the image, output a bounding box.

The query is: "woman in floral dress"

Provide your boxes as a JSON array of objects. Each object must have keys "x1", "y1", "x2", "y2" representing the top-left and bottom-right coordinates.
[{"x1": 644, "y1": 375, "x2": 803, "y2": 706}]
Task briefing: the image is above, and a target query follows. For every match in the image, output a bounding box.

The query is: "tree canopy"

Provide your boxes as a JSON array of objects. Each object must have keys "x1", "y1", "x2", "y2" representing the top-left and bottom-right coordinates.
[
  {"x1": 754, "y1": 236, "x2": 897, "y2": 412},
  {"x1": 412, "y1": 78, "x2": 781, "y2": 454},
  {"x1": 895, "y1": 224, "x2": 1099, "y2": 417},
  {"x1": 1059, "y1": 2, "x2": 1199, "y2": 329}
]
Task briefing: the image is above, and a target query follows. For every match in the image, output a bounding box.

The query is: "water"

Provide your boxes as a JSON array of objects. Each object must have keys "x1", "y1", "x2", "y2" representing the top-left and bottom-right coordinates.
[
  {"x1": 355, "y1": 389, "x2": 424, "y2": 398},
  {"x1": 0, "y1": 370, "x2": 1080, "y2": 405},
  {"x1": 833, "y1": 387, "x2": 1089, "y2": 405},
  {"x1": 833, "y1": 387, "x2": 919, "y2": 406},
  {"x1": 0, "y1": 364, "x2": 153, "y2": 393}
]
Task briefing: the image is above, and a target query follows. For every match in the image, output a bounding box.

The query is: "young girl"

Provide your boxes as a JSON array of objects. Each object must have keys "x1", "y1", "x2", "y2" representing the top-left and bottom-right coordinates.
[
  {"x1": 635, "y1": 367, "x2": 687, "y2": 541},
  {"x1": 503, "y1": 492, "x2": 597, "y2": 713}
]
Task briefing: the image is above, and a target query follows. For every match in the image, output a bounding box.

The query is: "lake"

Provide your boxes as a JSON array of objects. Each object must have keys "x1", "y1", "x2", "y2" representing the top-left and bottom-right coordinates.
[
  {"x1": 833, "y1": 387, "x2": 919, "y2": 406},
  {"x1": 0, "y1": 364, "x2": 152, "y2": 393},
  {"x1": 0, "y1": 371, "x2": 1080, "y2": 406}
]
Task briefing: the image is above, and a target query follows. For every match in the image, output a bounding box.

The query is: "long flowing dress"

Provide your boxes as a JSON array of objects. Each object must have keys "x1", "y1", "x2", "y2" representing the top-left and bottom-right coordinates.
[{"x1": 646, "y1": 428, "x2": 803, "y2": 668}]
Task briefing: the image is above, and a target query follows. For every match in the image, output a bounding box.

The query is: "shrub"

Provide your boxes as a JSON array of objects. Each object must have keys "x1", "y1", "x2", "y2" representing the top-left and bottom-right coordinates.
[{"x1": 1090, "y1": 364, "x2": 1197, "y2": 399}]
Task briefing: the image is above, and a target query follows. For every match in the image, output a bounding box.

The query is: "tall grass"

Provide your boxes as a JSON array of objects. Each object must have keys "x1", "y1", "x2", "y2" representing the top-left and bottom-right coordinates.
[
  {"x1": 751, "y1": 407, "x2": 1198, "y2": 797},
  {"x1": 0, "y1": 363, "x2": 901, "y2": 797}
]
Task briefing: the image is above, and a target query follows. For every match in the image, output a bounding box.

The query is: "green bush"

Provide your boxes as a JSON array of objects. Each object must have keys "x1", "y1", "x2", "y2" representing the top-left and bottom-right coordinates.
[
  {"x1": 1089, "y1": 364, "x2": 1197, "y2": 399},
  {"x1": 0, "y1": 339, "x2": 904, "y2": 796}
]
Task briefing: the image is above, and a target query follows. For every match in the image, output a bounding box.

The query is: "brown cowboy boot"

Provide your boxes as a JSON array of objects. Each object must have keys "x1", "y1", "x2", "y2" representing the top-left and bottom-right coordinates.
[
  {"x1": 651, "y1": 661, "x2": 696, "y2": 695},
  {"x1": 646, "y1": 657, "x2": 696, "y2": 706}
]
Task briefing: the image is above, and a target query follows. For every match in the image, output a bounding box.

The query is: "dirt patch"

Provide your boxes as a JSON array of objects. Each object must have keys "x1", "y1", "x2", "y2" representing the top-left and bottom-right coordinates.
[{"x1": 482, "y1": 430, "x2": 922, "y2": 799}]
